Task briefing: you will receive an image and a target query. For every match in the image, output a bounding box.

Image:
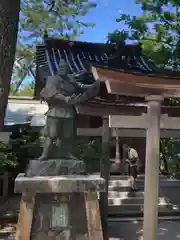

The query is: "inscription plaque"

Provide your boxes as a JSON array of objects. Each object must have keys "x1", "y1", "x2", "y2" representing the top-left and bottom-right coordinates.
[{"x1": 51, "y1": 203, "x2": 69, "y2": 229}]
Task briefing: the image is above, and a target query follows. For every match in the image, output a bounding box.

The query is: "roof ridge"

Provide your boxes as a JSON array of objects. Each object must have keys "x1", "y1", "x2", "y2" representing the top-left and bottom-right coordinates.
[{"x1": 44, "y1": 37, "x2": 140, "y2": 48}]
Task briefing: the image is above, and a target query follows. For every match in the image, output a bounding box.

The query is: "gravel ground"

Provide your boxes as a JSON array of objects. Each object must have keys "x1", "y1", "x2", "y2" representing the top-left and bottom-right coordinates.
[
  {"x1": 0, "y1": 223, "x2": 16, "y2": 240},
  {"x1": 0, "y1": 195, "x2": 20, "y2": 240},
  {"x1": 0, "y1": 195, "x2": 20, "y2": 220}
]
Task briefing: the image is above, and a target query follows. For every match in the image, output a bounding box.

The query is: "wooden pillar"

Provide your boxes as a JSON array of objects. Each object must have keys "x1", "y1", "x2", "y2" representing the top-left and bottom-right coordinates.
[
  {"x1": 85, "y1": 191, "x2": 103, "y2": 240},
  {"x1": 143, "y1": 95, "x2": 163, "y2": 240},
  {"x1": 100, "y1": 117, "x2": 110, "y2": 240},
  {"x1": 16, "y1": 192, "x2": 35, "y2": 240}
]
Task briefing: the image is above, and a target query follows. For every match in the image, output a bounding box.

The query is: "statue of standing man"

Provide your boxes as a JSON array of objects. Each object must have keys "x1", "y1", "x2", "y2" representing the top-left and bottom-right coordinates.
[{"x1": 39, "y1": 61, "x2": 100, "y2": 161}]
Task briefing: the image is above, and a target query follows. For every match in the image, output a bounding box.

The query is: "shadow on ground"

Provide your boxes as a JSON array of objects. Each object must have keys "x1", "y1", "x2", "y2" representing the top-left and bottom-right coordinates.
[
  {"x1": 109, "y1": 220, "x2": 180, "y2": 240},
  {"x1": 1, "y1": 195, "x2": 180, "y2": 239}
]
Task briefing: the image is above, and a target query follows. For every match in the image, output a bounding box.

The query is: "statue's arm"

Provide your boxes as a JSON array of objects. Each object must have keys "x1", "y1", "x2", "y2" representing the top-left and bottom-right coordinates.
[
  {"x1": 54, "y1": 93, "x2": 81, "y2": 105},
  {"x1": 68, "y1": 74, "x2": 100, "y2": 90},
  {"x1": 76, "y1": 82, "x2": 95, "y2": 90},
  {"x1": 67, "y1": 74, "x2": 93, "y2": 90},
  {"x1": 54, "y1": 93, "x2": 67, "y2": 101},
  {"x1": 71, "y1": 81, "x2": 100, "y2": 104},
  {"x1": 40, "y1": 88, "x2": 69, "y2": 103}
]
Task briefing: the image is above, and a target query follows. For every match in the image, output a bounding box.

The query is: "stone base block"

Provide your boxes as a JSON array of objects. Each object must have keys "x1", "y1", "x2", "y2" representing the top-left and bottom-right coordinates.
[
  {"x1": 15, "y1": 173, "x2": 105, "y2": 193},
  {"x1": 25, "y1": 159, "x2": 86, "y2": 177},
  {"x1": 15, "y1": 174, "x2": 105, "y2": 240}
]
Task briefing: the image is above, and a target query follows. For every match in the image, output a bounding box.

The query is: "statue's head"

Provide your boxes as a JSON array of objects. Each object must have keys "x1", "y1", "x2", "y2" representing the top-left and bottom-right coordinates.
[{"x1": 57, "y1": 60, "x2": 69, "y2": 76}]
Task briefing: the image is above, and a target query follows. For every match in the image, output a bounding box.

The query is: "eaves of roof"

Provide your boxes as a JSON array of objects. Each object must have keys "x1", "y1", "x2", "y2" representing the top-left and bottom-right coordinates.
[{"x1": 35, "y1": 38, "x2": 180, "y2": 105}]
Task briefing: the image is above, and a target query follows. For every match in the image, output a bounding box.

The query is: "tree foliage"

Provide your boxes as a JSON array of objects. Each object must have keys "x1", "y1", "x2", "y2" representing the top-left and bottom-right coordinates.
[
  {"x1": 12, "y1": 44, "x2": 35, "y2": 94},
  {"x1": 160, "y1": 138, "x2": 180, "y2": 178},
  {"x1": 10, "y1": 82, "x2": 34, "y2": 97},
  {"x1": 73, "y1": 137, "x2": 101, "y2": 173},
  {"x1": 0, "y1": 142, "x2": 18, "y2": 171},
  {"x1": 12, "y1": 0, "x2": 96, "y2": 94},
  {"x1": 108, "y1": 0, "x2": 180, "y2": 176},
  {"x1": 108, "y1": 0, "x2": 180, "y2": 70},
  {"x1": 0, "y1": 0, "x2": 96, "y2": 131},
  {"x1": 20, "y1": 0, "x2": 96, "y2": 43}
]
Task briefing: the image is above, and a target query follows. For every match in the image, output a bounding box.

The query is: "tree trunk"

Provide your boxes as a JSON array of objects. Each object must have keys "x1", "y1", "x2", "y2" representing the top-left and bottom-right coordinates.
[{"x1": 0, "y1": 0, "x2": 20, "y2": 130}]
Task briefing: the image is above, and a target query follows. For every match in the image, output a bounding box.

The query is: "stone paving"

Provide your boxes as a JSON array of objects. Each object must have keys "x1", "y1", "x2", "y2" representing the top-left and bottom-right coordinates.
[
  {"x1": 0, "y1": 224, "x2": 16, "y2": 240},
  {"x1": 1, "y1": 195, "x2": 180, "y2": 239},
  {"x1": 0, "y1": 195, "x2": 19, "y2": 240},
  {"x1": 0, "y1": 195, "x2": 20, "y2": 220},
  {"x1": 1, "y1": 220, "x2": 180, "y2": 240},
  {"x1": 109, "y1": 220, "x2": 180, "y2": 239}
]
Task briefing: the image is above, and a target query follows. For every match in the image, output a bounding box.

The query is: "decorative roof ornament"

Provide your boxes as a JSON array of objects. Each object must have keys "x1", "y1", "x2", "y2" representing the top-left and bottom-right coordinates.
[{"x1": 68, "y1": 41, "x2": 74, "y2": 47}]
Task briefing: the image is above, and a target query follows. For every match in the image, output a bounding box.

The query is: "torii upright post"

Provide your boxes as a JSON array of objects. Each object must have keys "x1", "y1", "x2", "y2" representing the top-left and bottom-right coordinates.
[
  {"x1": 100, "y1": 117, "x2": 110, "y2": 240},
  {"x1": 91, "y1": 64, "x2": 180, "y2": 240},
  {"x1": 143, "y1": 95, "x2": 164, "y2": 240}
]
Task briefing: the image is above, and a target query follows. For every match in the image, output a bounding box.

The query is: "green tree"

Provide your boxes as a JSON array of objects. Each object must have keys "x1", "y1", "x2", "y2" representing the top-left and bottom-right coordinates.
[
  {"x1": 0, "y1": 0, "x2": 96, "y2": 130},
  {"x1": 0, "y1": 142, "x2": 18, "y2": 171},
  {"x1": 108, "y1": 0, "x2": 180, "y2": 175},
  {"x1": 20, "y1": 0, "x2": 96, "y2": 43},
  {"x1": 10, "y1": 82, "x2": 34, "y2": 97},
  {"x1": 12, "y1": 44, "x2": 35, "y2": 95},
  {"x1": 108, "y1": 0, "x2": 180, "y2": 70},
  {"x1": 12, "y1": 0, "x2": 96, "y2": 94}
]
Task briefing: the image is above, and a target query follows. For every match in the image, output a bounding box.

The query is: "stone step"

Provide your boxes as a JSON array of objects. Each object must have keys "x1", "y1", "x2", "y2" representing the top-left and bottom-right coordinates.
[
  {"x1": 108, "y1": 203, "x2": 180, "y2": 216},
  {"x1": 109, "y1": 179, "x2": 142, "y2": 188},
  {"x1": 92, "y1": 173, "x2": 167, "y2": 180},
  {"x1": 108, "y1": 191, "x2": 164, "y2": 200},
  {"x1": 109, "y1": 185, "x2": 144, "y2": 192},
  {"x1": 108, "y1": 203, "x2": 172, "y2": 212},
  {"x1": 108, "y1": 211, "x2": 180, "y2": 218},
  {"x1": 110, "y1": 174, "x2": 167, "y2": 181},
  {"x1": 137, "y1": 174, "x2": 167, "y2": 179},
  {"x1": 108, "y1": 215, "x2": 180, "y2": 221},
  {"x1": 109, "y1": 179, "x2": 172, "y2": 185},
  {"x1": 108, "y1": 191, "x2": 144, "y2": 198},
  {"x1": 108, "y1": 179, "x2": 180, "y2": 190},
  {"x1": 109, "y1": 178, "x2": 180, "y2": 183},
  {"x1": 108, "y1": 220, "x2": 180, "y2": 239},
  {"x1": 108, "y1": 197, "x2": 168, "y2": 205}
]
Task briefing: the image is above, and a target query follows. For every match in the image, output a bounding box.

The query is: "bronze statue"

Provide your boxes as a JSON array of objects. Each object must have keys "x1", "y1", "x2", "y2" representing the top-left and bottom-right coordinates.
[{"x1": 39, "y1": 61, "x2": 100, "y2": 161}]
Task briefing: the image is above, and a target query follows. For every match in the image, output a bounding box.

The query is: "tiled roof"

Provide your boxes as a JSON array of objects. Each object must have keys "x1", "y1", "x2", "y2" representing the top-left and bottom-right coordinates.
[
  {"x1": 35, "y1": 38, "x2": 180, "y2": 104},
  {"x1": 36, "y1": 38, "x2": 156, "y2": 80}
]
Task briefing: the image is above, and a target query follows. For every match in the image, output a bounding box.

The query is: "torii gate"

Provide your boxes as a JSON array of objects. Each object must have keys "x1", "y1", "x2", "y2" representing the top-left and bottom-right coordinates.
[{"x1": 92, "y1": 66, "x2": 180, "y2": 240}]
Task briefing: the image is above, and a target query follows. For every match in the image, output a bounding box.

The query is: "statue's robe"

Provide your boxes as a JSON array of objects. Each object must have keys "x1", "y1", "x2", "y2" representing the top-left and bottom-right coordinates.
[{"x1": 39, "y1": 73, "x2": 100, "y2": 158}]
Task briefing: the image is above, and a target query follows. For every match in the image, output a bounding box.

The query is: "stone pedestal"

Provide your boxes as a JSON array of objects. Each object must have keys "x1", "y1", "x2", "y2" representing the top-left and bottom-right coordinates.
[
  {"x1": 15, "y1": 174, "x2": 105, "y2": 240},
  {"x1": 25, "y1": 159, "x2": 86, "y2": 177}
]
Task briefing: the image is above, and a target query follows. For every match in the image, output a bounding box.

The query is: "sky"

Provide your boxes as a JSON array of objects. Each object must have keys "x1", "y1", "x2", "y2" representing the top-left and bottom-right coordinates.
[
  {"x1": 20, "y1": 0, "x2": 142, "y2": 87},
  {"x1": 79, "y1": 0, "x2": 142, "y2": 43}
]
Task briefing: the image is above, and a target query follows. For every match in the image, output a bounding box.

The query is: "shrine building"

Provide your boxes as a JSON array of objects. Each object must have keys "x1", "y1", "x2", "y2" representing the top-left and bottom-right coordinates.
[{"x1": 35, "y1": 38, "x2": 180, "y2": 171}]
